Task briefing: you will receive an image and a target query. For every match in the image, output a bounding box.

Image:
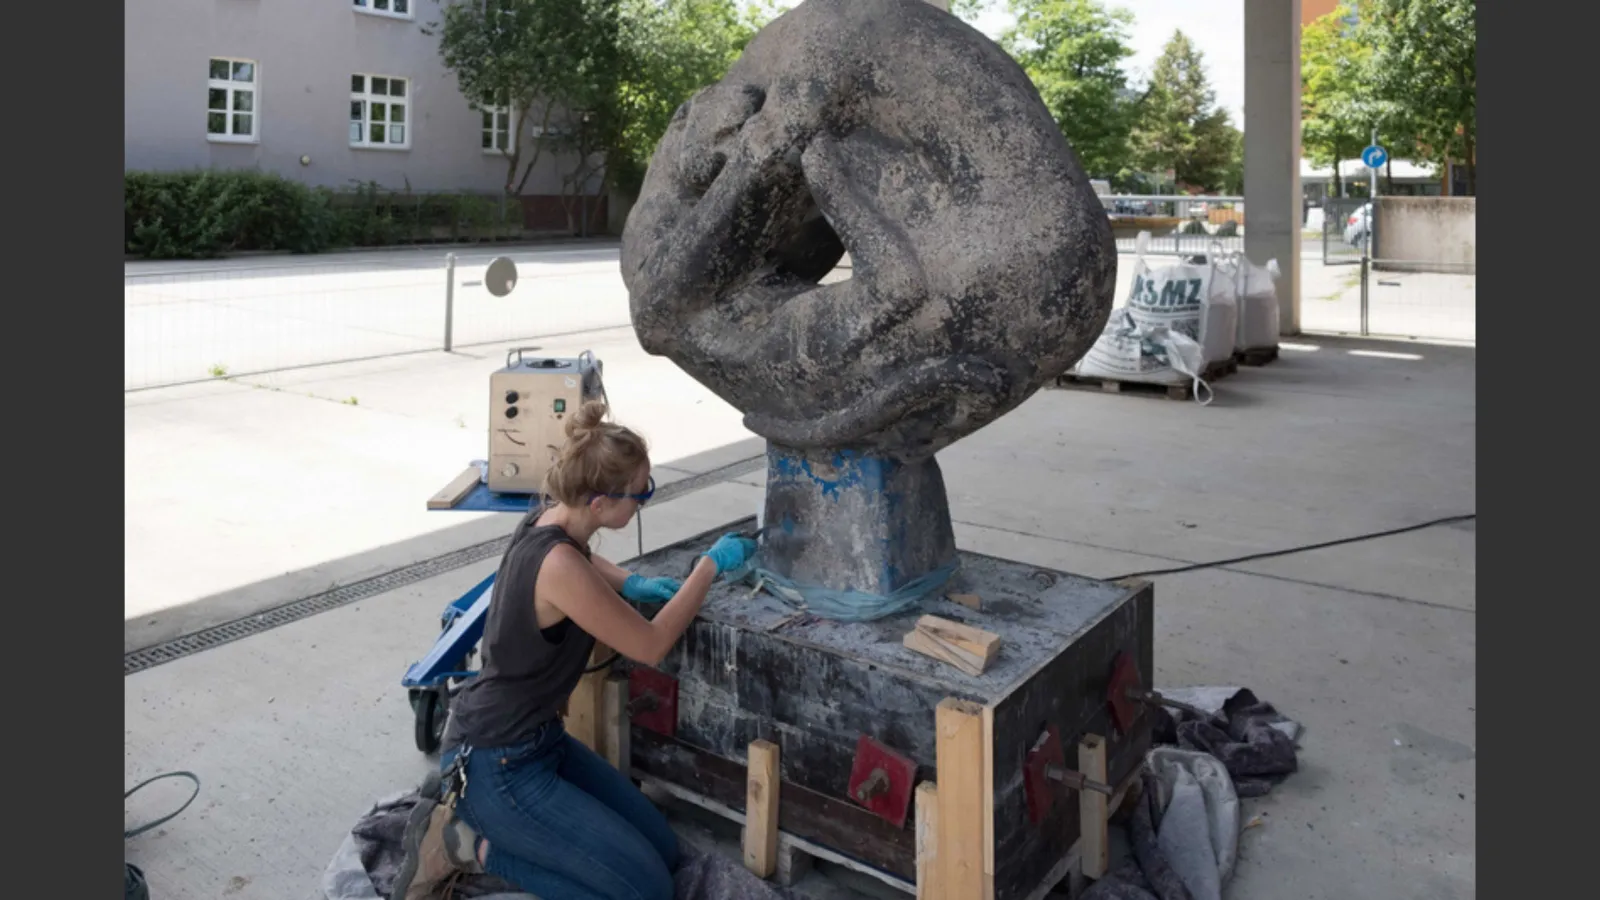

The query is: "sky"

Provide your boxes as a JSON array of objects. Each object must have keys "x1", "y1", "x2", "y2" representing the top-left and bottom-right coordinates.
[{"x1": 967, "y1": 0, "x2": 1246, "y2": 128}]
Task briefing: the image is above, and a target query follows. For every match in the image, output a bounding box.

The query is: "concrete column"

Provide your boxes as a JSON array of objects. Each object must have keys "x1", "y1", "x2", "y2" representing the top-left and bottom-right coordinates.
[{"x1": 1244, "y1": 0, "x2": 1302, "y2": 335}]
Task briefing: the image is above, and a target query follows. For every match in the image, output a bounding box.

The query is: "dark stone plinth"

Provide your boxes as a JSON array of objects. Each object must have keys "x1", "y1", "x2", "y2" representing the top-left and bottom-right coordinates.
[
  {"x1": 760, "y1": 444, "x2": 957, "y2": 597},
  {"x1": 627, "y1": 517, "x2": 1155, "y2": 898}
]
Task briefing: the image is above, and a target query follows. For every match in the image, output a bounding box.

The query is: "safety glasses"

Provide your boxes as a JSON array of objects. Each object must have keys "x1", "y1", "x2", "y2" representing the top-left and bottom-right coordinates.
[{"x1": 598, "y1": 474, "x2": 655, "y2": 506}]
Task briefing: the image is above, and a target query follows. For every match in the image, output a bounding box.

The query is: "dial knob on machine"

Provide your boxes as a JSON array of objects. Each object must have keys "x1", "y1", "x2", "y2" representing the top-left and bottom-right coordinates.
[
  {"x1": 505, "y1": 406, "x2": 519, "y2": 418},
  {"x1": 502, "y1": 462, "x2": 519, "y2": 478},
  {"x1": 505, "y1": 390, "x2": 520, "y2": 404}
]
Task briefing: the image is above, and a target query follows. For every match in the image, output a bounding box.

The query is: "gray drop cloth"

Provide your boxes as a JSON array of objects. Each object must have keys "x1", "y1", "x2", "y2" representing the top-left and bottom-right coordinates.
[
  {"x1": 1146, "y1": 750, "x2": 1239, "y2": 900},
  {"x1": 1082, "y1": 687, "x2": 1301, "y2": 900},
  {"x1": 1151, "y1": 687, "x2": 1301, "y2": 798},
  {"x1": 320, "y1": 788, "x2": 794, "y2": 900}
]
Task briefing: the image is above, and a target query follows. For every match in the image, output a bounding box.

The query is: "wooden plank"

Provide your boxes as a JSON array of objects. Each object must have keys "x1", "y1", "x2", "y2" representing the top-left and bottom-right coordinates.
[
  {"x1": 947, "y1": 593, "x2": 983, "y2": 611},
  {"x1": 566, "y1": 642, "x2": 612, "y2": 755},
  {"x1": 916, "y1": 616, "x2": 1001, "y2": 664},
  {"x1": 745, "y1": 740, "x2": 781, "y2": 878},
  {"x1": 642, "y1": 775, "x2": 900, "y2": 891},
  {"x1": 777, "y1": 841, "x2": 813, "y2": 888},
  {"x1": 602, "y1": 672, "x2": 630, "y2": 772},
  {"x1": 916, "y1": 782, "x2": 940, "y2": 900},
  {"x1": 631, "y1": 727, "x2": 917, "y2": 880},
  {"x1": 427, "y1": 466, "x2": 482, "y2": 509},
  {"x1": 1077, "y1": 734, "x2": 1109, "y2": 880},
  {"x1": 982, "y1": 704, "x2": 996, "y2": 897},
  {"x1": 936, "y1": 698, "x2": 992, "y2": 900},
  {"x1": 904, "y1": 628, "x2": 986, "y2": 676}
]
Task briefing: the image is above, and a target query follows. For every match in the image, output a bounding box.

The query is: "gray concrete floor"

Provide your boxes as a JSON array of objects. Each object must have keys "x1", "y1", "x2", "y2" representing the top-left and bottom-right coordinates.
[{"x1": 124, "y1": 329, "x2": 1474, "y2": 900}]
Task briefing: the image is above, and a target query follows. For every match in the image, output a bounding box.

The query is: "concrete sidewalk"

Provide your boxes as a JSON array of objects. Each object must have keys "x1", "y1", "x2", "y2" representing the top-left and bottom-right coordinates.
[
  {"x1": 124, "y1": 331, "x2": 1474, "y2": 900},
  {"x1": 124, "y1": 327, "x2": 757, "y2": 651}
]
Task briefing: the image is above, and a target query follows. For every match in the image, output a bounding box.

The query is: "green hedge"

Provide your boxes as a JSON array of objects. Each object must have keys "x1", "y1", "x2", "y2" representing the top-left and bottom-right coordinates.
[{"x1": 124, "y1": 170, "x2": 524, "y2": 259}]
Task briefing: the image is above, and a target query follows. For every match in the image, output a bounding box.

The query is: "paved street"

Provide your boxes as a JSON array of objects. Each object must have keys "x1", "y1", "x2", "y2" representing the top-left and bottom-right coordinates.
[{"x1": 126, "y1": 240, "x2": 1473, "y2": 393}]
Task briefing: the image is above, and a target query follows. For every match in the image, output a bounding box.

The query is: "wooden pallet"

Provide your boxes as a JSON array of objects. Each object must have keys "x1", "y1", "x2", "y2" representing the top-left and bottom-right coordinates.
[
  {"x1": 1235, "y1": 345, "x2": 1279, "y2": 366},
  {"x1": 1054, "y1": 358, "x2": 1234, "y2": 401},
  {"x1": 623, "y1": 707, "x2": 1140, "y2": 900}
]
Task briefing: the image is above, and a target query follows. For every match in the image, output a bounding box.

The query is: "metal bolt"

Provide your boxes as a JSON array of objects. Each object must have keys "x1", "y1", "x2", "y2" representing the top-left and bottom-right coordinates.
[
  {"x1": 1126, "y1": 687, "x2": 1227, "y2": 726},
  {"x1": 854, "y1": 768, "x2": 889, "y2": 803},
  {"x1": 1044, "y1": 765, "x2": 1114, "y2": 796}
]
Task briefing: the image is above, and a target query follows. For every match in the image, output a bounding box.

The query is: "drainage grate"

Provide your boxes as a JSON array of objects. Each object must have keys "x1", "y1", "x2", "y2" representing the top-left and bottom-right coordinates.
[{"x1": 124, "y1": 454, "x2": 765, "y2": 676}]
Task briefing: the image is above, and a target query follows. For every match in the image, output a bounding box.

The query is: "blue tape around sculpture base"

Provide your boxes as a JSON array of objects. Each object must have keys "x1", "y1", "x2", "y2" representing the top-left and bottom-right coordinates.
[{"x1": 730, "y1": 559, "x2": 961, "y2": 622}]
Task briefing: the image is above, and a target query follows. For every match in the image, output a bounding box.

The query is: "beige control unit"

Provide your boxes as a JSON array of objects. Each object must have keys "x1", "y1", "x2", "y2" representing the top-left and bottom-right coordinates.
[{"x1": 487, "y1": 349, "x2": 606, "y2": 494}]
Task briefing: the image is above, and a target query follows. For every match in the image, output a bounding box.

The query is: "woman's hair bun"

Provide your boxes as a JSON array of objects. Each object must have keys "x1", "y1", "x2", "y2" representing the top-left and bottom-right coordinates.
[
  {"x1": 542, "y1": 399, "x2": 650, "y2": 508},
  {"x1": 565, "y1": 399, "x2": 610, "y2": 441}
]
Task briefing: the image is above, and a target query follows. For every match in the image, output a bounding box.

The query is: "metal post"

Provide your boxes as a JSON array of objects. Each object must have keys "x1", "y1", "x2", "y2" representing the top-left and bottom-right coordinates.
[
  {"x1": 1359, "y1": 255, "x2": 1370, "y2": 337},
  {"x1": 1369, "y1": 128, "x2": 1379, "y2": 202},
  {"x1": 444, "y1": 254, "x2": 457, "y2": 352},
  {"x1": 1369, "y1": 128, "x2": 1380, "y2": 262}
]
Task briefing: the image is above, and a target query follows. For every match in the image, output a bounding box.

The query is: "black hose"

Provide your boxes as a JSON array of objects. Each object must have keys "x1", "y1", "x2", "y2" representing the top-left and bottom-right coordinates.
[{"x1": 1104, "y1": 513, "x2": 1475, "y2": 582}]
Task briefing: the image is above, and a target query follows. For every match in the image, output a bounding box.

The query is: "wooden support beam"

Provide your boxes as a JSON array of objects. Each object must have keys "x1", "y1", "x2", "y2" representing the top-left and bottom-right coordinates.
[
  {"x1": 936, "y1": 698, "x2": 993, "y2": 900},
  {"x1": 602, "y1": 671, "x2": 630, "y2": 773},
  {"x1": 777, "y1": 840, "x2": 813, "y2": 887},
  {"x1": 915, "y1": 781, "x2": 941, "y2": 900},
  {"x1": 744, "y1": 739, "x2": 781, "y2": 878},
  {"x1": 566, "y1": 642, "x2": 612, "y2": 755},
  {"x1": 427, "y1": 466, "x2": 481, "y2": 509},
  {"x1": 1077, "y1": 734, "x2": 1109, "y2": 880}
]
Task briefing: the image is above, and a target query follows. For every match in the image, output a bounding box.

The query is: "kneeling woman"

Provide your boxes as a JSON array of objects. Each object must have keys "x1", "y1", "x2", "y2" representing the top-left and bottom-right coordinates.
[{"x1": 397, "y1": 401, "x2": 757, "y2": 900}]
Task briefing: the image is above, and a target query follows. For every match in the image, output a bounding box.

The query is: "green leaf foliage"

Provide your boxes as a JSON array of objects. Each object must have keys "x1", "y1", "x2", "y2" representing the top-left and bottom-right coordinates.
[{"x1": 1000, "y1": 0, "x2": 1138, "y2": 181}]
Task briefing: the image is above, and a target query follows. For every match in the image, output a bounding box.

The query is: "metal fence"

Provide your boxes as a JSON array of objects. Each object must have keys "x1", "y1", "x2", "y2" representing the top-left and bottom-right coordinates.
[
  {"x1": 1101, "y1": 194, "x2": 1247, "y2": 257},
  {"x1": 1320, "y1": 196, "x2": 1372, "y2": 266},
  {"x1": 124, "y1": 247, "x2": 628, "y2": 391},
  {"x1": 1299, "y1": 256, "x2": 1475, "y2": 343},
  {"x1": 1363, "y1": 259, "x2": 1475, "y2": 342}
]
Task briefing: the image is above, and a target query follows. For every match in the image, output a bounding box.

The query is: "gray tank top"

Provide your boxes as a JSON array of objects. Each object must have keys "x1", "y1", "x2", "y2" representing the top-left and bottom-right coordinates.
[{"x1": 442, "y1": 512, "x2": 596, "y2": 752}]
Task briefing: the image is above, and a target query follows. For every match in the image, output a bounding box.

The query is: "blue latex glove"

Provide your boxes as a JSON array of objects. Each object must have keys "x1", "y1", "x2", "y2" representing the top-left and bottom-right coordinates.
[
  {"x1": 622, "y1": 574, "x2": 681, "y2": 604},
  {"x1": 701, "y1": 533, "x2": 759, "y2": 576}
]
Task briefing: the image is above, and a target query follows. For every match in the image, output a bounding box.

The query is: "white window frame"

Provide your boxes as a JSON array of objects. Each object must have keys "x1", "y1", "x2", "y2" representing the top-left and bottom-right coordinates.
[
  {"x1": 481, "y1": 103, "x2": 517, "y2": 155},
  {"x1": 350, "y1": 73, "x2": 411, "y2": 151},
  {"x1": 207, "y1": 56, "x2": 259, "y2": 144},
  {"x1": 352, "y1": 0, "x2": 414, "y2": 21}
]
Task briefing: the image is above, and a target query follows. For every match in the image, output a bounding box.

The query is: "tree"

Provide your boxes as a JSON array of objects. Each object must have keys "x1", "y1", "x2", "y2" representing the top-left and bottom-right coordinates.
[
  {"x1": 1128, "y1": 30, "x2": 1238, "y2": 193},
  {"x1": 1187, "y1": 109, "x2": 1243, "y2": 194},
  {"x1": 999, "y1": 0, "x2": 1138, "y2": 180},
  {"x1": 1300, "y1": 4, "x2": 1372, "y2": 199},
  {"x1": 429, "y1": 0, "x2": 621, "y2": 199},
  {"x1": 608, "y1": 0, "x2": 773, "y2": 197},
  {"x1": 1359, "y1": 0, "x2": 1475, "y2": 194}
]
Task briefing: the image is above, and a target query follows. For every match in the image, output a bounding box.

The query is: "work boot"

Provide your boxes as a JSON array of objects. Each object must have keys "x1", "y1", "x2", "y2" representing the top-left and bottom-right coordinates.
[{"x1": 390, "y1": 791, "x2": 484, "y2": 900}]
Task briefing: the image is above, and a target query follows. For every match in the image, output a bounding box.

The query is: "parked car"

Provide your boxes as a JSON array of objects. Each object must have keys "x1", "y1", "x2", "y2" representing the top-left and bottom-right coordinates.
[
  {"x1": 1111, "y1": 199, "x2": 1156, "y2": 215},
  {"x1": 1343, "y1": 203, "x2": 1373, "y2": 250}
]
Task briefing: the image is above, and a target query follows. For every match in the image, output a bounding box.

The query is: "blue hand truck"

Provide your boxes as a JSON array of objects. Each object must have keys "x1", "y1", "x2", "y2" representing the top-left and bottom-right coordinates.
[{"x1": 400, "y1": 464, "x2": 541, "y2": 754}]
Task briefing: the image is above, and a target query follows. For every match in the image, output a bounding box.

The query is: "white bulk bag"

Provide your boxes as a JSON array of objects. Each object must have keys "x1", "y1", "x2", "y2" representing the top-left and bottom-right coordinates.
[
  {"x1": 1233, "y1": 257, "x2": 1282, "y2": 351},
  {"x1": 1073, "y1": 310, "x2": 1216, "y2": 405},
  {"x1": 1121, "y1": 234, "x2": 1236, "y2": 368}
]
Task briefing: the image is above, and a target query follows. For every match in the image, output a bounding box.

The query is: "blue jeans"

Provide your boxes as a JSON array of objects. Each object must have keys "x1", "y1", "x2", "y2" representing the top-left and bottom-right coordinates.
[{"x1": 440, "y1": 720, "x2": 678, "y2": 900}]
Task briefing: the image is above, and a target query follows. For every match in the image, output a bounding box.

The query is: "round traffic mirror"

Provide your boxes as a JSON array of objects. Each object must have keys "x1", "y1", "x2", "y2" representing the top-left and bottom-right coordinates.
[{"x1": 485, "y1": 256, "x2": 519, "y2": 297}]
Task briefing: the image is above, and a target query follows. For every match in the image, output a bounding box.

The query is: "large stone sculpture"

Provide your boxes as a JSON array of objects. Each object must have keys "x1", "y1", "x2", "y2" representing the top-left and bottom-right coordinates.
[{"x1": 622, "y1": 0, "x2": 1115, "y2": 603}]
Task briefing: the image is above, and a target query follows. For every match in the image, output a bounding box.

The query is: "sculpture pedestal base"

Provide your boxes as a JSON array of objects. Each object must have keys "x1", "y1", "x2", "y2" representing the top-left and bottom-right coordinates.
[
  {"x1": 623, "y1": 515, "x2": 1155, "y2": 897},
  {"x1": 760, "y1": 444, "x2": 958, "y2": 597}
]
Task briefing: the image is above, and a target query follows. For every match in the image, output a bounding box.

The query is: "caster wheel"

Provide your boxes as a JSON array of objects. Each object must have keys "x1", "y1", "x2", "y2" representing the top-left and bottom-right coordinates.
[{"x1": 412, "y1": 688, "x2": 447, "y2": 754}]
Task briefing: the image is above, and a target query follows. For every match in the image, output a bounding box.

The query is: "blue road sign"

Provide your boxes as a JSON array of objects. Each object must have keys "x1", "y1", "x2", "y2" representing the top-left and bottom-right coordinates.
[{"x1": 1362, "y1": 144, "x2": 1388, "y2": 169}]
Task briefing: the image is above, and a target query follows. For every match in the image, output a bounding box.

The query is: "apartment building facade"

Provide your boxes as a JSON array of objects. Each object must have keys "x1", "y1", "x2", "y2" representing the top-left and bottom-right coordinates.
[{"x1": 124, "y1": 0, "x2": 568, "y2": 199}]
